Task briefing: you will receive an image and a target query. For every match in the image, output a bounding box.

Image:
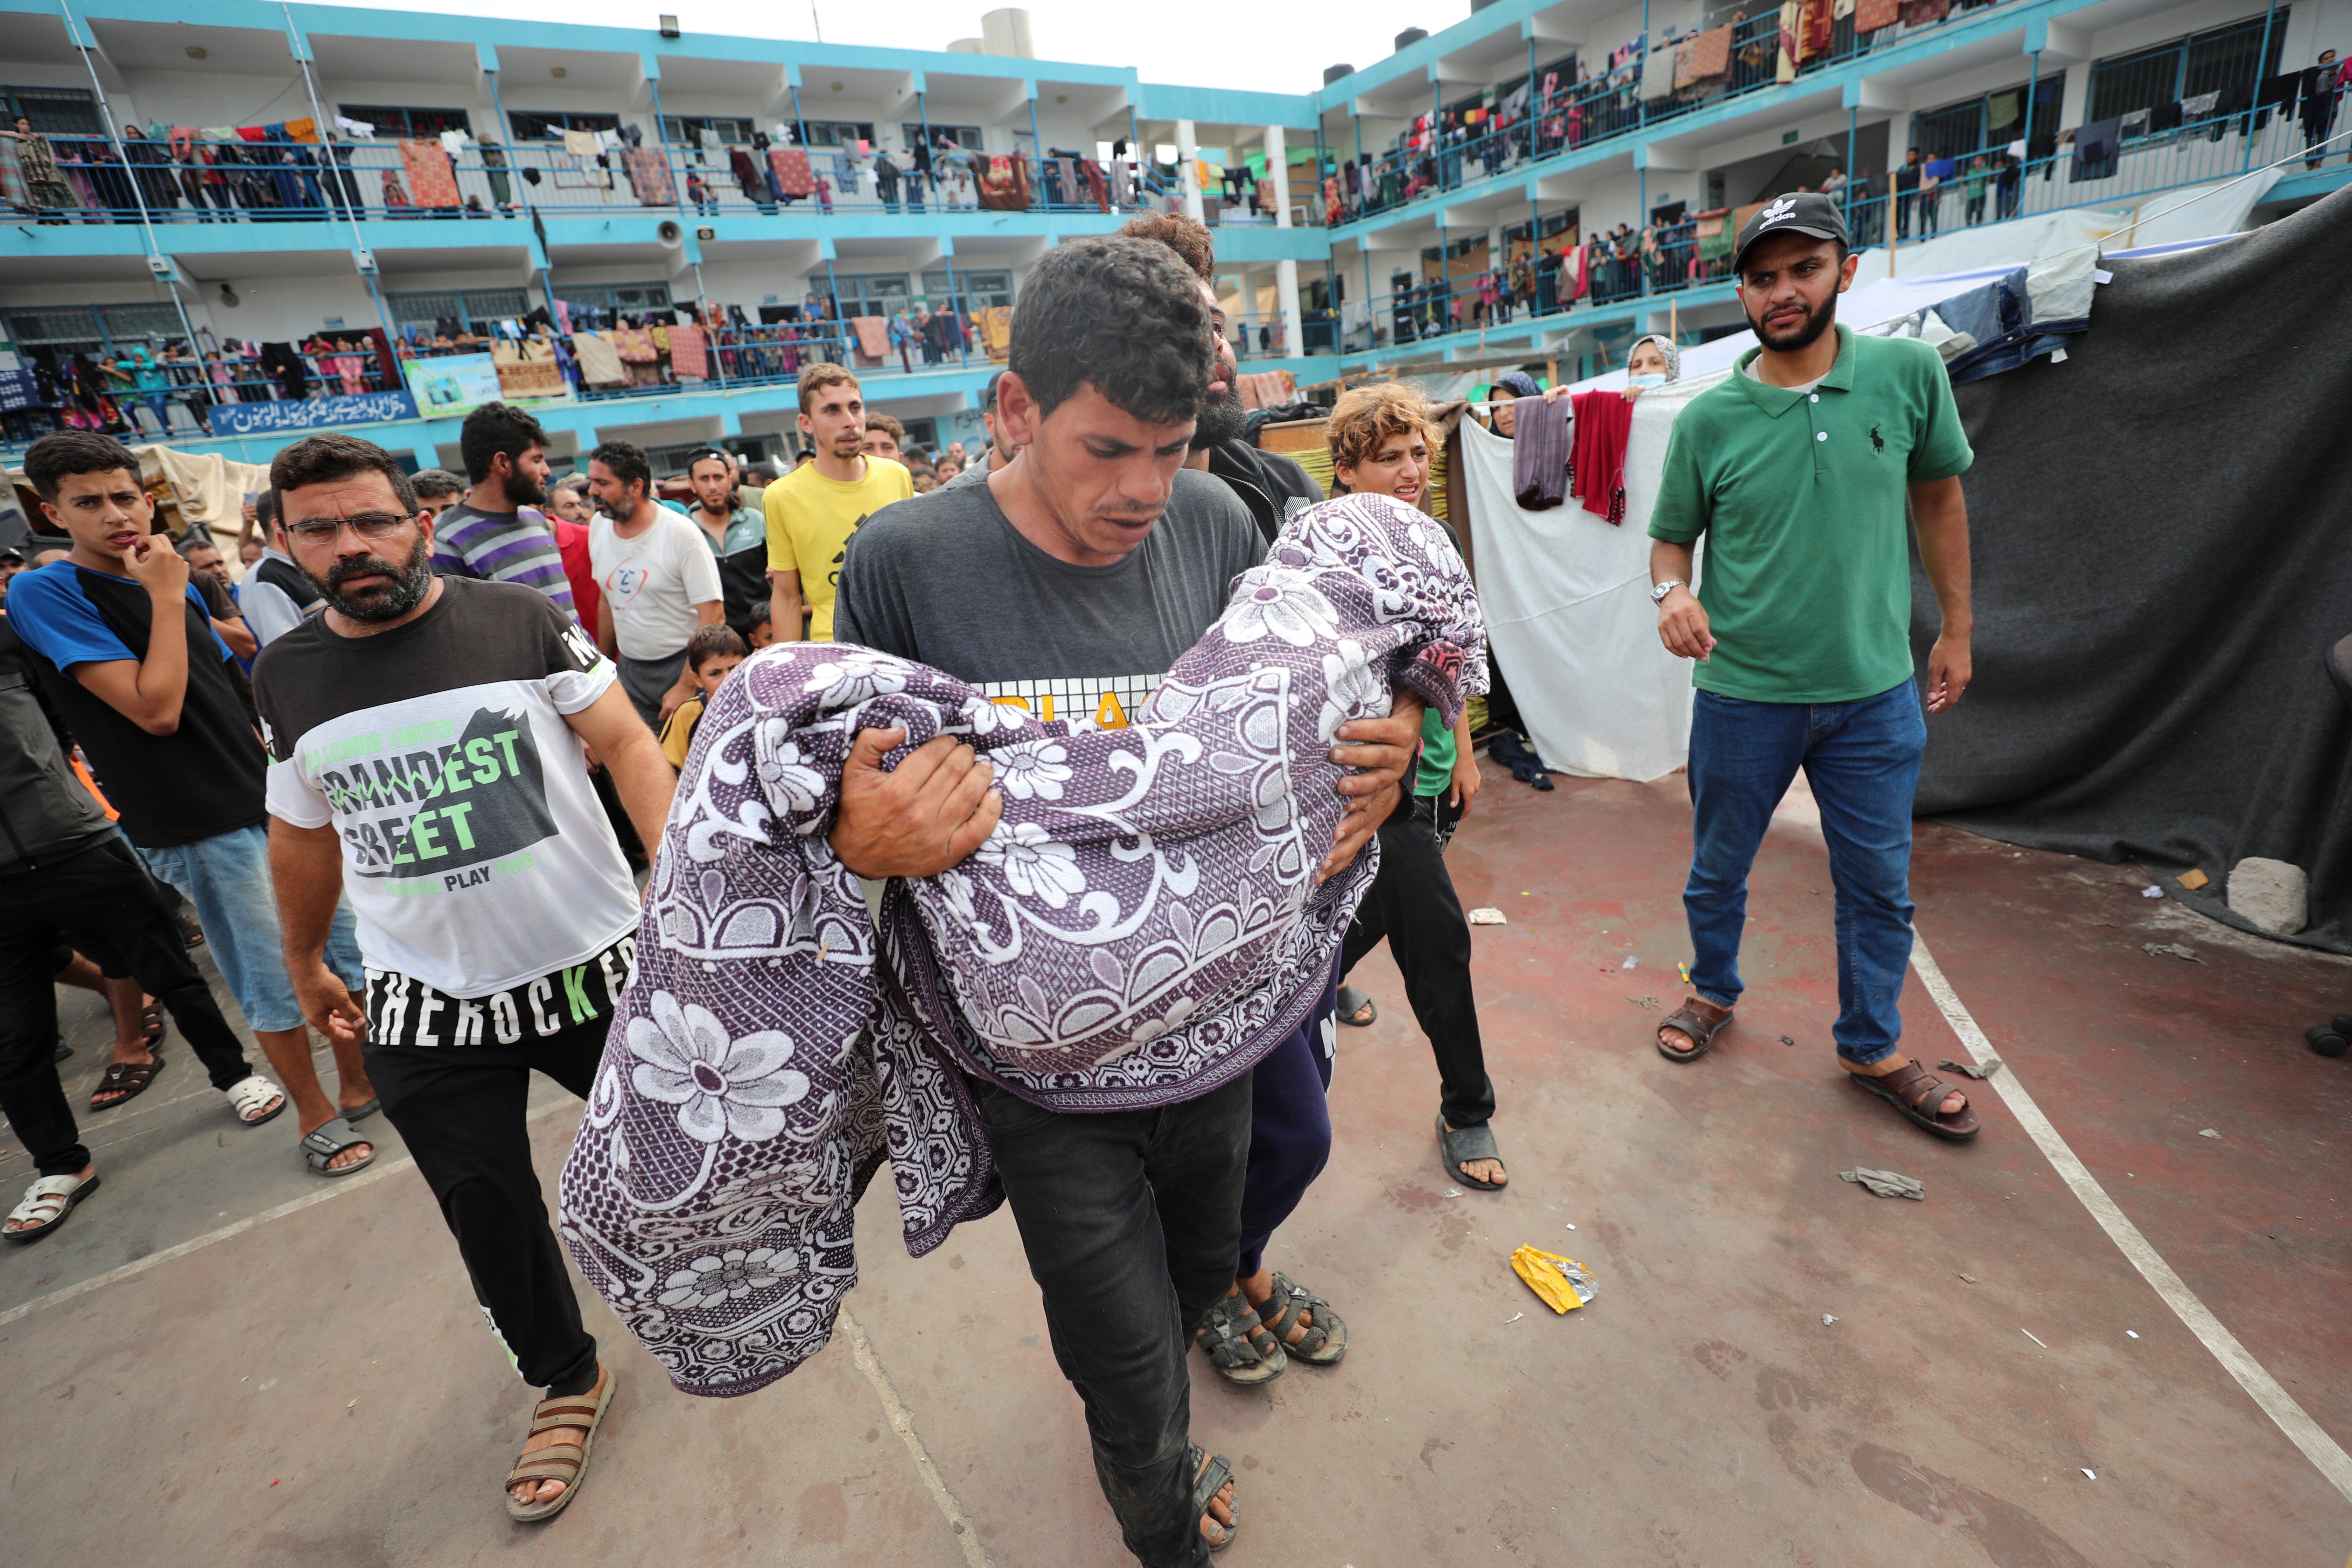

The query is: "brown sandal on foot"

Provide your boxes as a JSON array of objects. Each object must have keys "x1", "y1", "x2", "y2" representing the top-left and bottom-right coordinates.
[
  {"x1": 504, "y1": 1365, "x2": 618, "y2": 1522},
  {"x1": 1655, "y1": 998, "x2": 1731, "y2": 1063},
  {"x1": 1847, "y1": 1060, "x2": 1981, "y2": 1140}
]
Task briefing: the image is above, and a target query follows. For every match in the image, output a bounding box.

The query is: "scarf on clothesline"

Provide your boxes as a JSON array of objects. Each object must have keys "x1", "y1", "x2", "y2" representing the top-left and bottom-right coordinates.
[{"x1": 557, "y1": 493, "x2": 1488, "y2": 1397}]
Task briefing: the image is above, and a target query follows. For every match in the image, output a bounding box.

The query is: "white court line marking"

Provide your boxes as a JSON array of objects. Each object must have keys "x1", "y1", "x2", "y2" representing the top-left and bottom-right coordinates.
[
  {"x1": 1912, "y1": 933, "x2": 2352, "y2": 1508},
  {"x1": 0, "y1": 1098, "x2": 566, "y2": 1331},
  {"x1": 842, "y1": 1306, "x2": 994, "y2": 1567}
]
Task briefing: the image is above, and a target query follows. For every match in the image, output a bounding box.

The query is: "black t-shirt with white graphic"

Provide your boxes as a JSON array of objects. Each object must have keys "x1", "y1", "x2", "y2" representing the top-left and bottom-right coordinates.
[{"x1": 253, "y1": 576, "x2": 640, "y2": 1003}]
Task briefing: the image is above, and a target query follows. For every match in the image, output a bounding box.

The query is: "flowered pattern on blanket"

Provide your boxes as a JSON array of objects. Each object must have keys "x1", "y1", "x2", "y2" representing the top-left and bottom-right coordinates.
[{"x1": 558, "y1": 494, "x2": 1486, "y2": 1397}]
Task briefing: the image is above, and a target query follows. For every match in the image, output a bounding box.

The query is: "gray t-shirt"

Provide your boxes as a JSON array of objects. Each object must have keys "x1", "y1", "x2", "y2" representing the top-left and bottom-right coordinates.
[{"x1": 835, "y1": 467, "x2": 1266, "y2": 725}]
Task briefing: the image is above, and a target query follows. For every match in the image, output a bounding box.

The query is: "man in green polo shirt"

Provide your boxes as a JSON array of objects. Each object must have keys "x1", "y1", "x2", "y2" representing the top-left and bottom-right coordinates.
[{"x1": 1644, "y1": 193, "x2": 1983, "y2": 1141}]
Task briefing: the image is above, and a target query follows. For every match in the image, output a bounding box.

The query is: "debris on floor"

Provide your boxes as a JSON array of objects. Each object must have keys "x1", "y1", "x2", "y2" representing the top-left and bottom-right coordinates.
[
  {"x1": 2177, "y1": 869, "x2": 2210, "y2": 891},
  {"x1": 1957, "y1": 1273, "x2": 1977, "y2": 1284},
  {"x1": 2141, "y1": 941, "x2": 2204, "y2": 963},
  {"x1": 1511, "y1": 1246, "x2": 1596, "y2": 1314},
  {"x1": 1620, "y1": 955, "x2": 1639, "y2": 969},
  {"x1": 1466, "y1": 906, "x2": 1507, "y2": 925},
  {"x1": 2141, "y1": 885, "x2": 2165, "y2": 898},
  {"x1": 1841, "y1": 1167, "x2": 1926, "y2": 1200},
  {"x1": 2198, "y1": 1128, "x2": 2221, "y2": 1138},
  {"x1": 2022, "y1": 1328, "x2": 2049, "y2": 1348},
  {"x1": 2081, "y1": 1469, "x2": 2098, "y2": 1480},
  {"x1": 1779, "y1": 1035, "x2": 1794, "y2": 1045},
  {"x1": 1678, "y1": 961, "x2": 1691, "y2": 984},
  {"x1": 1822, "y1": 1314, "x2": 1838, "y2": 1325},
  {"x1": 1939, "y1": 1057, "x2": 2004, "y2": 1079},
  {"x1": 1630, "y1": 994, "x2": 1661, "y2": 1009},
  {"x1": 2127, "y1": 1330, "x2": 2140, "y2": 1338}
]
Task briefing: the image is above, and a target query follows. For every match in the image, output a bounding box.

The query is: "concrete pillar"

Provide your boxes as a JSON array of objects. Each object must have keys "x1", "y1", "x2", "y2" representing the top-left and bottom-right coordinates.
[
  {"x1": 1177, "y1": 119, "x2": 1203, "y2": 223},
  {"x1": 1267, "y1": 124, "x2": 1303, "y2": 355}
]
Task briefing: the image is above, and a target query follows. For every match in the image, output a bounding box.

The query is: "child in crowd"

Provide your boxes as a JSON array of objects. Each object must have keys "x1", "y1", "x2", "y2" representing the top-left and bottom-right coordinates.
[
  {"x1": 657, "y1": 622, "x2": 749, "y2": 769},
  {"x1": 744, "y1": 602, "x2": 775, "y2": 649}
]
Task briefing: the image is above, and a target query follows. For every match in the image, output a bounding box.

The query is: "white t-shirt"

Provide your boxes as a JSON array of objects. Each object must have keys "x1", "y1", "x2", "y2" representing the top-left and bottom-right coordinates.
[
  {"x1": 589, "y1": 506, "x2": 723, "y2": 662},
  {"x1": 253, "y1": 577, "x2": 642, "y2": 998}
]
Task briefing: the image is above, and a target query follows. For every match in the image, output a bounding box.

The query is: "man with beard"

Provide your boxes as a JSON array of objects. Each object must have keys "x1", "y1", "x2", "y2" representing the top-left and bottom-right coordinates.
[
  {"x1": 431, "y1": 402, "x2": 577, "y2": 618},
  {"x1": 254, "y1": 431, "x2": 674, "y2": 1522},
  {"x1": 764, "y1": 363, "x2": 912, "y2": 642},
  {"x1": 1120, "y1": 212, "x2": 1324, "y2": 543},
  {"x1": 7, "y1": 432, "x2": 366, "y2": 1176},
  {"x1": 1645, "y1": 194, "x2": 1982, "y2": 1141}
]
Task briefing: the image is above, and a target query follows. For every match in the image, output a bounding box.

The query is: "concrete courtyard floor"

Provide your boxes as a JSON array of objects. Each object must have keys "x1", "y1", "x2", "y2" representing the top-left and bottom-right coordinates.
[{"x1": 4, "y1": 761, "x2": 2349, "y2": 1567}]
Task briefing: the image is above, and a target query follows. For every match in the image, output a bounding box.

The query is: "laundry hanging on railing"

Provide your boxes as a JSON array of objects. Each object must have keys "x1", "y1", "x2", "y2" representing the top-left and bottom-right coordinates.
[
  {"x1": 568, "y1": 331, "x2": 628, "y2": 386},
  {"x1": 397, "y1": 139, "x2": 458, "y2": 208},
  {"x1": 623, "y1": 147, "x2": 676, "y2": 206}
]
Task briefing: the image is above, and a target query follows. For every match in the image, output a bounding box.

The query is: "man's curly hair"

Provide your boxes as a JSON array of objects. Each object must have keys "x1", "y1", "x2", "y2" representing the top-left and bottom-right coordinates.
[
  {"x1": 1116, "y1": 210, "x2": 1216, "y2": 286},
  {"x1": 1009, "y1": 238, "x2": 1216, "y2": 426}
]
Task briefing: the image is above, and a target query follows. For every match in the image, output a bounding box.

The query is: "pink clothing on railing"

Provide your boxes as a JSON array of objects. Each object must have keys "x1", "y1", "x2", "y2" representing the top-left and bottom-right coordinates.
[{"x1": 209, "y1": 363, "x2": 239, "y2": 403}]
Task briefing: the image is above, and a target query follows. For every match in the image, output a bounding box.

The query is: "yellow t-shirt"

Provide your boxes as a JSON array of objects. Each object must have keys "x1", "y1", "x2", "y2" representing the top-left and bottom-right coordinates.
[
  {"x1": 763, "y1": 457, "x2": 914, "y2": 641},
  {"x1": 658, "y1": 695, "x2": 705, "y2": 769}
]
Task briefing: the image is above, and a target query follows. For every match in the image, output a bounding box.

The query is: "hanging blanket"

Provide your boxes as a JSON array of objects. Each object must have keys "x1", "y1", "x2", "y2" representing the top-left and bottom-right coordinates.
[
  {"x1": 624, "y1": 147, "x2": 677, "y2": 206},
  {"x1": 493, "y1": 338, "x2": 568, "y2": 400},
  {"x1": 768, "y1": 147, "x2": 816, "y2": 197},
  {"x1": 610, "y1": 325, "x2": 659, "y2": 364},
  {"x1": 557, "y1": 495, "x2": 1485, "y2": 1397},
  {"x1": 569, "y1": 330, "x2": 629, "y2": 386},
  {"x1": 1688, "y1": 24, "x2": 1735, "y2": 80},
  {"x1": 978, "y1": 305, "x2": 1014, "y2": 362},
  {"x1": 975, "y1": 155, "x2": 1030, "y2": 211},
  {"x1": 1798, "y1": 0, "x2": 1836, "y2": 61},
  {"x1": 399, "y1": 139, "x2": 458, "y2": 208},
  {"x1": 668, "y1": 322, "x2": 708, "y2": 380},
  {"x1": 849, "y1": 315, "x2": 891, "y2": 366},
  {"x1": 1855, "y1": 0, "x2": 1900, "y2": 29}
]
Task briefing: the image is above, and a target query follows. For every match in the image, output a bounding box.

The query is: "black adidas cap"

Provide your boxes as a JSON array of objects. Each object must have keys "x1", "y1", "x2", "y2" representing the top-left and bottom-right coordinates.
[{"x1": 1732, "y1": 191, "x2": 1852, "y2": 273}]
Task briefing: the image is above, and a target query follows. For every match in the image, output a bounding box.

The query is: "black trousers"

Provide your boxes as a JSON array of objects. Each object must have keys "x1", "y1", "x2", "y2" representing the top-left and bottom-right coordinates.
[
  {"x1": 974, "y1": 1070, "x2": 1254, "y2": 1568},
  {"x1": 0, "y1": 836, "x2": 255, "y2": 1175},
  {"x1": 1340, "y1": 792, "x2": 1496, "y2": 1129},
  {"x1": 365, "y1": 1018, "x2": 604, "y2": 1397}
]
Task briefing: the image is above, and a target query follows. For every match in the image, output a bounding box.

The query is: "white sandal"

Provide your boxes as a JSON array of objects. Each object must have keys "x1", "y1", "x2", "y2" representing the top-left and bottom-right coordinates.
[
  {"x1": 6, "y1": 1172, "x2": 100, "y2": 1244},
  {"x1": 224, "y1": 1075, "x2": 287, "y2": 1127}
]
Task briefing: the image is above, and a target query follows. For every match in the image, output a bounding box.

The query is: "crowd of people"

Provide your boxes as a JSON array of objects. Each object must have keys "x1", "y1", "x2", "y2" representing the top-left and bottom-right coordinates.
[{"x1": 4, "y1": 191, "x2": 1990, "y2": 1564}]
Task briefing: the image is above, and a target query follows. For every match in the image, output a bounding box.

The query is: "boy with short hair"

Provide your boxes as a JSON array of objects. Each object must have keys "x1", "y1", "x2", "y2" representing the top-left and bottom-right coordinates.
[
  {"x1": 655, "y1": 622, "x2": 749, "y2": 769},
  {"x1": 743, "y1": 602, "x2": 775, "y2": 649},
  {"x1": 410, "y1": 469, "x2": 465, "y2": 522},
  {"x1": 6, "y1": 431, "x2": 372, "y2": 1178},
  {"x1": 861, "y1": 412, "x2": 905, "y2": 462}
]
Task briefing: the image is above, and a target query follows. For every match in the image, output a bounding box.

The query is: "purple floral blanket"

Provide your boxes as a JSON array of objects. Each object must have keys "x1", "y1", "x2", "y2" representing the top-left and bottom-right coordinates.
[{"x1": 557, "y1": 494, "x2": 1486, "y2": 1396}]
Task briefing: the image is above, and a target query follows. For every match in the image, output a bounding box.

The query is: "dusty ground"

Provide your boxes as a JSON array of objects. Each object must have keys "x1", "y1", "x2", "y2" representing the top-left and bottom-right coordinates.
[{"x1": 5, "y1": 762, "x2": 2347, "y2": 1566}]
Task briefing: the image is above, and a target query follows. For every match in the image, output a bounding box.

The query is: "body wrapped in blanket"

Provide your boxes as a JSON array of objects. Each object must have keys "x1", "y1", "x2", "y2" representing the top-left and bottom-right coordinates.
[{"x1": 558, "y1": 493, "x2": 1486, "y2": 1396}]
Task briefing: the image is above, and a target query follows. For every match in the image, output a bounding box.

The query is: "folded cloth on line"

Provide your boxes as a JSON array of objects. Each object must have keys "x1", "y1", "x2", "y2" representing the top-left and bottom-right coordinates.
[
  {"x1": 557, "y1": 493, "x2": 1488, "y2": 1397},
  {"x1": 1511, "y1": 389, "x2": 1572, "y2": 510},
  {"x1": 1568, "y1": 389, "x2": 1634, "y2": 524}
]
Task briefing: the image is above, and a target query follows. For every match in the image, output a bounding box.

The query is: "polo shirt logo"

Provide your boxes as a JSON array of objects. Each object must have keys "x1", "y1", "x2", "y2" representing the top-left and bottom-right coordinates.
[{"x1": 1871, "y1": 424, "x2": 1885, "y2": 453}]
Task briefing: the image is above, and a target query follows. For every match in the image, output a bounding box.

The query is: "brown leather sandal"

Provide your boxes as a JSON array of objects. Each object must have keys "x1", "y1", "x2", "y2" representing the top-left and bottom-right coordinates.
[
  {"x1": 1846, "y1": 1060, "x2": 1981, "y2": 1140},
  {"x1": 1656, "y1": 997, "x2": 1731, "y2": 1062},
  {"x1": 504, "y1": 1364, "x2": 617, "y2": 1522}
]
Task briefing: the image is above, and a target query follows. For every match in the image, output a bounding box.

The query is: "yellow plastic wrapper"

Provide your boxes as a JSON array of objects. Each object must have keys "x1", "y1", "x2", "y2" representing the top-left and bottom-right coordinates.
[{"x1": 1511, "y1": 1246, "x2": 1597, "y2": 1314}]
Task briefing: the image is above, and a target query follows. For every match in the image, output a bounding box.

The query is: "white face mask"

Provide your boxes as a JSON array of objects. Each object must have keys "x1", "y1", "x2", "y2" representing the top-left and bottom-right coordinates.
[{"x1": 1628, "y1": 373, "x2": 1667, "y2": 389}]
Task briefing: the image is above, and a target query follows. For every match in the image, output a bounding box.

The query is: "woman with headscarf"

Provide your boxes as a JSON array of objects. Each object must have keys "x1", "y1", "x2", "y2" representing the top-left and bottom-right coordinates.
[
  {"x1": 1484, "y1": 370, "x2": 1543, "y2": 437},
  {"x1": 1623, "y1": 331, "x2": 1681, "y2": 400}
]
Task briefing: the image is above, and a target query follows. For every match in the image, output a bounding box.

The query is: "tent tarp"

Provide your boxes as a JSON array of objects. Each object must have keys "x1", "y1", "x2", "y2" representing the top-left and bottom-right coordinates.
[{"x1": 1913, "y1": 182, "x2": 2352, "y2": 952}]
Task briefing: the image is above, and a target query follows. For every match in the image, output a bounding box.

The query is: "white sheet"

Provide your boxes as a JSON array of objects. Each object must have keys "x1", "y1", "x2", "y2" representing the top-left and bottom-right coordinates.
[{"x1": 1460, "y1": 415, "x2": 1700, "y2": 782}]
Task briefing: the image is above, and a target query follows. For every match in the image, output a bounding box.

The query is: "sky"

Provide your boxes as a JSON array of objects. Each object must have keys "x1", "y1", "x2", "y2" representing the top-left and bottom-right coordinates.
[{"x1": 331, "y1": 0, "x2": 1449, "y2": 97}]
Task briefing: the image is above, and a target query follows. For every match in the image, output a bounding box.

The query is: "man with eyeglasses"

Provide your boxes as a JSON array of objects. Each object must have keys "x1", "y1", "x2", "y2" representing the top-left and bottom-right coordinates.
[
  {"x1": 6, "y1": 432, "x2": 367, "y2": 1177},
  {"x1": 254, "y1": 431, "x2": 675, "y2": 1523}
]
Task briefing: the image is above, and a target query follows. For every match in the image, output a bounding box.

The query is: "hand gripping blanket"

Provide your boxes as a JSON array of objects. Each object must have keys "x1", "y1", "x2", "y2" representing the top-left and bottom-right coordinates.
[{"x1": 558, "y1": 494, "x2": 1487, "y2": 1396}]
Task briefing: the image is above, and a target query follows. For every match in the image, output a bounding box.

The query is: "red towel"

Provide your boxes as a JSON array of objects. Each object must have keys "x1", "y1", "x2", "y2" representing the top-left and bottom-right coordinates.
[{"x1": 1568, "y1": 390, "x2": 1634, "y2": 525}]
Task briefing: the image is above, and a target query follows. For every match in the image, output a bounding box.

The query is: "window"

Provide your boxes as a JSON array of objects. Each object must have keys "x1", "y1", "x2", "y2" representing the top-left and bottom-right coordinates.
[
  {"x1": 388, "y1": 288, "x2": 530, "y2": 333},
  {"x1": 905, "y1": 123, "x2": 983, "y2": 150},
  {"x1": 800, "y1": 120, "x2": 875, "y2": 148},
  {"x1": 830, "y1": 273, "x2": 911, "y2": 314},
  {"x1": 1911, "y1": 73, "x2": 2065, "y2": 161},
  {"x1": 920, "y1": 268, "x2": 1013, "y2": 309},
  {"x1": 337, "y1": 104, "x2": 475, "y2": 139},
  {"x1": 0, "y1": 86, "x2": 100, "y2": 136},
  {"x1": 2089, "y1": 10, "x2": 2289, "y2": 124},
  {"x1": 662, "y1": 115, "x2": 757, "y2": 147},
  {"x1": 550, "y1": 281, "x2": 672, "y2": 321},
  {"x1": 7, "y1": 303, "x2": 192, "y2": 357},
  {"x1": 509, "y1": 110, "x2": 622, "y2": 142},
  {"x1": 898, "y1": 417, "x2": 939, "y2": 451}
]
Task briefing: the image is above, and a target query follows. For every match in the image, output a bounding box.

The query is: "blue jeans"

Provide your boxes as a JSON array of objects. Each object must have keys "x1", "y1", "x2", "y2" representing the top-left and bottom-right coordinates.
[
  {"x1": 1682, "y1": 682, "x2": 1926, "y2": 1065},
  {"x1": 136, "y1": 822, "x2": 362, "y2": 1035}
]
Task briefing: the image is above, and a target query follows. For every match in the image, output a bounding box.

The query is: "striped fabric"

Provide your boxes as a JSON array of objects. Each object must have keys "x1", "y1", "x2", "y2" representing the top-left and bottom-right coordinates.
[{"x1": 431, "y1": 503, "x2": 577, "y2": 617}]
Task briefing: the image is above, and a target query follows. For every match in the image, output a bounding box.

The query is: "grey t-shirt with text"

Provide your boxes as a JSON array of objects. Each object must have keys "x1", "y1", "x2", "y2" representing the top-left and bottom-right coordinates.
[{"x1": 834, "y1": 467, "x2": 1265, "y2": 726}]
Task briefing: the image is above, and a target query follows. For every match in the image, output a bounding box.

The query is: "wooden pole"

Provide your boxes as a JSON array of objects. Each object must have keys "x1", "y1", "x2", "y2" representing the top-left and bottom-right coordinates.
[{"x1": 1545, "y1": 356, "x2": 1558, "y2": 388}]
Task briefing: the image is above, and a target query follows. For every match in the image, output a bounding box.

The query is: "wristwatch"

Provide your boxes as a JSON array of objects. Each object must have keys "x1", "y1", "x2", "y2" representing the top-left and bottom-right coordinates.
[{"x1": 1649, "y1": 578, "x2": 1687, "y2": 604}]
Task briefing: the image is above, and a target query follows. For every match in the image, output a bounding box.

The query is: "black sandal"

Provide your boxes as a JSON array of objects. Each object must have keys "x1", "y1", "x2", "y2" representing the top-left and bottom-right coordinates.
[
  {"x1": 1190, "y1": 1445, "x2": 1237, "y2": 1553},
  {"x1": 1656, "y1": 997, "x2": 1731, "y2": 1062},
  {"x1": 89, "y1": 1047, "x2": 166, "y2": 1111},
  {"x1": 139, "y1": 1000, "x2": 165, "y2": 1049},
  {"x1": 1436, "y1": 1114, "x2": 1507, "y2": 1190},
  {"x1": 1260, "y1": 1272, "x2": 1347, "y2": 1367},
  {"x1": 1195, "y1": 1289, "x2": 1286, "y2": 1385},
  {"x1": 1337, "y1": 982, "x2": 1377, "y2": 1027}
]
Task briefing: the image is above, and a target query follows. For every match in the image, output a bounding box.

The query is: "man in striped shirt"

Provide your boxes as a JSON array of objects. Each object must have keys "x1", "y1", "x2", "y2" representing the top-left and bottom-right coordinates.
[{"x1": 431, "y1": 402, "x2": 577, "y2": 619}]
